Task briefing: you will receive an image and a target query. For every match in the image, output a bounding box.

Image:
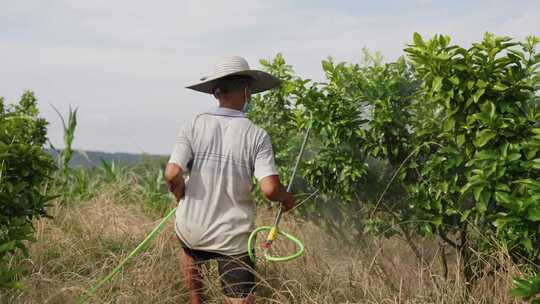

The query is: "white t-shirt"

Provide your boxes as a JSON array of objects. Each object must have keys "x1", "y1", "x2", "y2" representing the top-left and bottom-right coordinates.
[{"x1": 168, "y1": 106, "x2": 278, "y2": 255}]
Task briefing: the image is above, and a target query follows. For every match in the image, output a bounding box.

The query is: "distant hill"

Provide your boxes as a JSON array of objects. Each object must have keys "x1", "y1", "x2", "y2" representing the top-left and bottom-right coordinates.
[{"x1": 47, "y1": 149, "x2": 167, "y2": 168}]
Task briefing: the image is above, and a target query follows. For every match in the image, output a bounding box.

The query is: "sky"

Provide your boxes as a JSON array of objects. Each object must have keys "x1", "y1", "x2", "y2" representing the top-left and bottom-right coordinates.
[{"x1": 1, "y1": 0, "x2": 539, "y2": 155}]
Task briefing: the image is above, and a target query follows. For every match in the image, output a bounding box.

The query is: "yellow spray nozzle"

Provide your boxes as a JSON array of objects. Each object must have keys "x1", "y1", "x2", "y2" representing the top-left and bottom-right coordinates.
[{"x1": 266, "y1": 227, "x2": 279, "y2": 242}]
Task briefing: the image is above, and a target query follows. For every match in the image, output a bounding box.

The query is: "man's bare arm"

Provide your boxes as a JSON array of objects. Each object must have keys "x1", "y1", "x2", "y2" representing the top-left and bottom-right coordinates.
[
  {"x1": 259, "y1": 175, "x2": 295, "y2": 211},
  {"x1": 164, "y1": 163, "x2": 185, "y2": 202}
]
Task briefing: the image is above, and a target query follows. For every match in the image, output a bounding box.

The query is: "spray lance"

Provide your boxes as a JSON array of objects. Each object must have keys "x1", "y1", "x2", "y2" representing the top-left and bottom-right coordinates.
[{"x1": 247, "y1": 124, "x2": 316, "y2": 263}]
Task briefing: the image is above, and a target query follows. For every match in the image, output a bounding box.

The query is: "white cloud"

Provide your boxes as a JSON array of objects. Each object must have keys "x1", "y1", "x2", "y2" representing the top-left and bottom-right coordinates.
[{"x1": 0, "y1": 0, "x2": 539, "y2": 154}]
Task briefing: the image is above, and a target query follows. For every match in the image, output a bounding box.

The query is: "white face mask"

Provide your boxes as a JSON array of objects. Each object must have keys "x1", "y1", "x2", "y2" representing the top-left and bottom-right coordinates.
[{"x1": 242, "y1": 89, "x2": 252, "y2": 113}]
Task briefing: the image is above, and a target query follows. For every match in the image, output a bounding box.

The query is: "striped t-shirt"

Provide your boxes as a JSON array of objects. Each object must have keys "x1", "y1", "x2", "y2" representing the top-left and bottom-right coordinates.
[{"x1": 168, "y1": 106, "x2": 278, "y2": 255}]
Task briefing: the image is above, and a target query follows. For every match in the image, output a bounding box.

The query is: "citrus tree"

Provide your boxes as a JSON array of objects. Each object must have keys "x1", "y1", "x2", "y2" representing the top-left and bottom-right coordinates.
[
  {"x1": 250, "y1": 51, "x2": 420, "y2": 241},
  {"x1": 403, "y1": 34, "x2": 540, "y2": 273},
  {"x1": 251, "y1": 33, "x2": 540, "y2": 281},
  {"x1": 0, "y1": 92, "x2": 56, "y2": 288}
]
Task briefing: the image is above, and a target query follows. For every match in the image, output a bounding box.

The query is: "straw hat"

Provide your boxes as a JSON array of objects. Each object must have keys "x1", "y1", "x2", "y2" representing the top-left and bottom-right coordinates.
[{"x1": 186, "y1": 56, "x2": 281, "y2": 94}]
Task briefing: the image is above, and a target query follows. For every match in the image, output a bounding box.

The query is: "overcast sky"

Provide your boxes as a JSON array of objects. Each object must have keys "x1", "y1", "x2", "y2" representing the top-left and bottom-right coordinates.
[{"x1": 1, "y1": 0, "x2": 539, "y2": 155}]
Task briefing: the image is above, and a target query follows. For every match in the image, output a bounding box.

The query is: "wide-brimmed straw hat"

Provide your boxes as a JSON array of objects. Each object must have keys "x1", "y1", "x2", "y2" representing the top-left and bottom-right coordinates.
[{"x1": 186, "y1": 56, "x2": 281, "y2": 94}]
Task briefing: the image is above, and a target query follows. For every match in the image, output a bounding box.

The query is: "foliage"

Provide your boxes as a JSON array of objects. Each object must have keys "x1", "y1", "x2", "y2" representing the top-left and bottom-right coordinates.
[
  {"x1": 511, "y1": 272, "x2": 540, "y2": 303},
  {"x1": 249, "y1": 54, "x2": 314, "y2": 183},
  {"x1": 309, "y1": 51, "x2": 420, "y2": 241},
  {"x1": 50, "y1": 137, "x2": 171, "y2": 212},
  {"x1": 250, "y1": 51, "x2": 420, "y2": 241},
  {"x1": 0, "y1": 91, "x2": 56, "y2": 288},
  {"x1": 136, "y1": 169, "x2": 171, "y2": 212},
  {"x1": 50, "y1": 105, "x2": 78, "y2": 180},
  {"x1": 403, "y1": 33, "x2": 540, "y2": 265},
  {"x1": 250, "y1": 54, "x2": 359, "y2": 238},
  {"x1": 59, "y1": 167, "x2": 102, "y2": 202},
  {"x1": 50, "y1": 105, "x2": 84, "y2": 204},
  {"x1": 100, "y1": 160, "x2": 127, "y2": 184},
  {"x1": 251, "y1": 33, "x2": 540, "y2": 279}
]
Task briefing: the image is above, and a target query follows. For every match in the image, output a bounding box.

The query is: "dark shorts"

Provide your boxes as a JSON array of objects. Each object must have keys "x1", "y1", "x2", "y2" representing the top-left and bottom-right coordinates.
[{"x1": 182, "y1": 245, "x2": 256, "y2": 298}]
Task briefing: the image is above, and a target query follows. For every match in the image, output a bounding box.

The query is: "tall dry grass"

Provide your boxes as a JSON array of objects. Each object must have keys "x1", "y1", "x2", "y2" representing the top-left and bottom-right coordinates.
[{"x1": 0, "y1": 184, "x2": 528, "y2": 303}]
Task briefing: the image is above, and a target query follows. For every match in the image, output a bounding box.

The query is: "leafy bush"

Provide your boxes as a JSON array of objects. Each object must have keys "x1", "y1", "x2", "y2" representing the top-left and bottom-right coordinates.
[
  {"x1": 403, "y1": 33, "x2": 540, "y2": 269},
  {"x1": 250, "y1": 51, "x2": 419, "y2": 241},
  {"x1": 0, "y1": 91, "x2": 56, "y2": 288},
  {"x1": 511, "y1": 272, "x2": 540, "y2": 303},
  {"x1": 251, "y1": 33, "x2": 540, "y2": 281}
]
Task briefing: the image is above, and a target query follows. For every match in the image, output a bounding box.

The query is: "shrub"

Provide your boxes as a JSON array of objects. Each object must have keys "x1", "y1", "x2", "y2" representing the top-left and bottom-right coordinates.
[
  {"x1": 0, "y1": 91, "x2": 56, "y2": 288},
  {"x1": 251, "y1": 33, "x2": 540, "y2": 281},
  {"x1": 511, "y1": 272, "x2": 540, "y2": 303},
  {"x1": 403, "y1": 34, "x2": 540, "y2": 272},
  {"x1": 250, "y1": 51, "x2": 420, "y2": 242}
]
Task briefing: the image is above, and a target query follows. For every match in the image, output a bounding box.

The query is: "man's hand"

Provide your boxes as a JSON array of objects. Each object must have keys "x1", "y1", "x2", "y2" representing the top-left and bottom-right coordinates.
[
  {"x1": 164, "y1": 163, "x2": 185, "y2": 202},
  {"x1": 280, "y1": 191, "x2": 295, "y2": 211},
  {"x1": 169, "y1": 179, "x2": 185, "y2": 202},
  {"x1": 259, "y1": 175, "x2": 295, "y2": 212}
]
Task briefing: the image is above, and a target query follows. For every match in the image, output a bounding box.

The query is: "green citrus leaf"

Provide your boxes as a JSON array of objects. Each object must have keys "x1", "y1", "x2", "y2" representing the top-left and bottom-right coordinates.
[
  {"x1": 413, "y1": 32, "x2": 425, "y2": 46},
  {"x1": 475, "y1": 129, "x2": 496, "y2": 147},
  {"x1": 432, "y1": 76, "x2": 443, "y2": 92},
  {"x1": 493, "y1": 83, "x2": 509, "y2": 91},
  {"x1": 527, "y1": 207, "x2": 540, "y2": 222}
]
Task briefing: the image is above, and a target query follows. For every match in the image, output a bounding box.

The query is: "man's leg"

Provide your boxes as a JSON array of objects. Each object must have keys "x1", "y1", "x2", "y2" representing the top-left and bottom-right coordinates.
[
  {"x1": 180, "y1": 249, "x2": 204, "y2": 304},
  {"x1": 218, "y1": 254, "x2": 256, "y2": 304}
]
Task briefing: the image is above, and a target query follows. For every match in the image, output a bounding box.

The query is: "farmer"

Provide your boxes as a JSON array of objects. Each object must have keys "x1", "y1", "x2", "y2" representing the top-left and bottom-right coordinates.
[{"x1": 164, "y1": 56, "x2": 295, "y2": 304}]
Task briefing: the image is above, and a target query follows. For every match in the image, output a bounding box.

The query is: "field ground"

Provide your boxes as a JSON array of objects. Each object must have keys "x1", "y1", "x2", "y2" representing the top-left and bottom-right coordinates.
[{"x1": 0, "y1": 184, "x2": 527, "y2": 303}]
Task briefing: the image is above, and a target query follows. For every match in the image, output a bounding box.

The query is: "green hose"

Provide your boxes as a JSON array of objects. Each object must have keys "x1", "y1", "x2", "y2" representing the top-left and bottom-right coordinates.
[
  {"x1": 76, "y1": 207, "x2": 177, "y2": 304},
  {"x1": 247, "y1": 125, "x2": 312, "y2": 263},
  {"x1": 247, "y1": 226, "x2": 304, "y2": 263}
]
